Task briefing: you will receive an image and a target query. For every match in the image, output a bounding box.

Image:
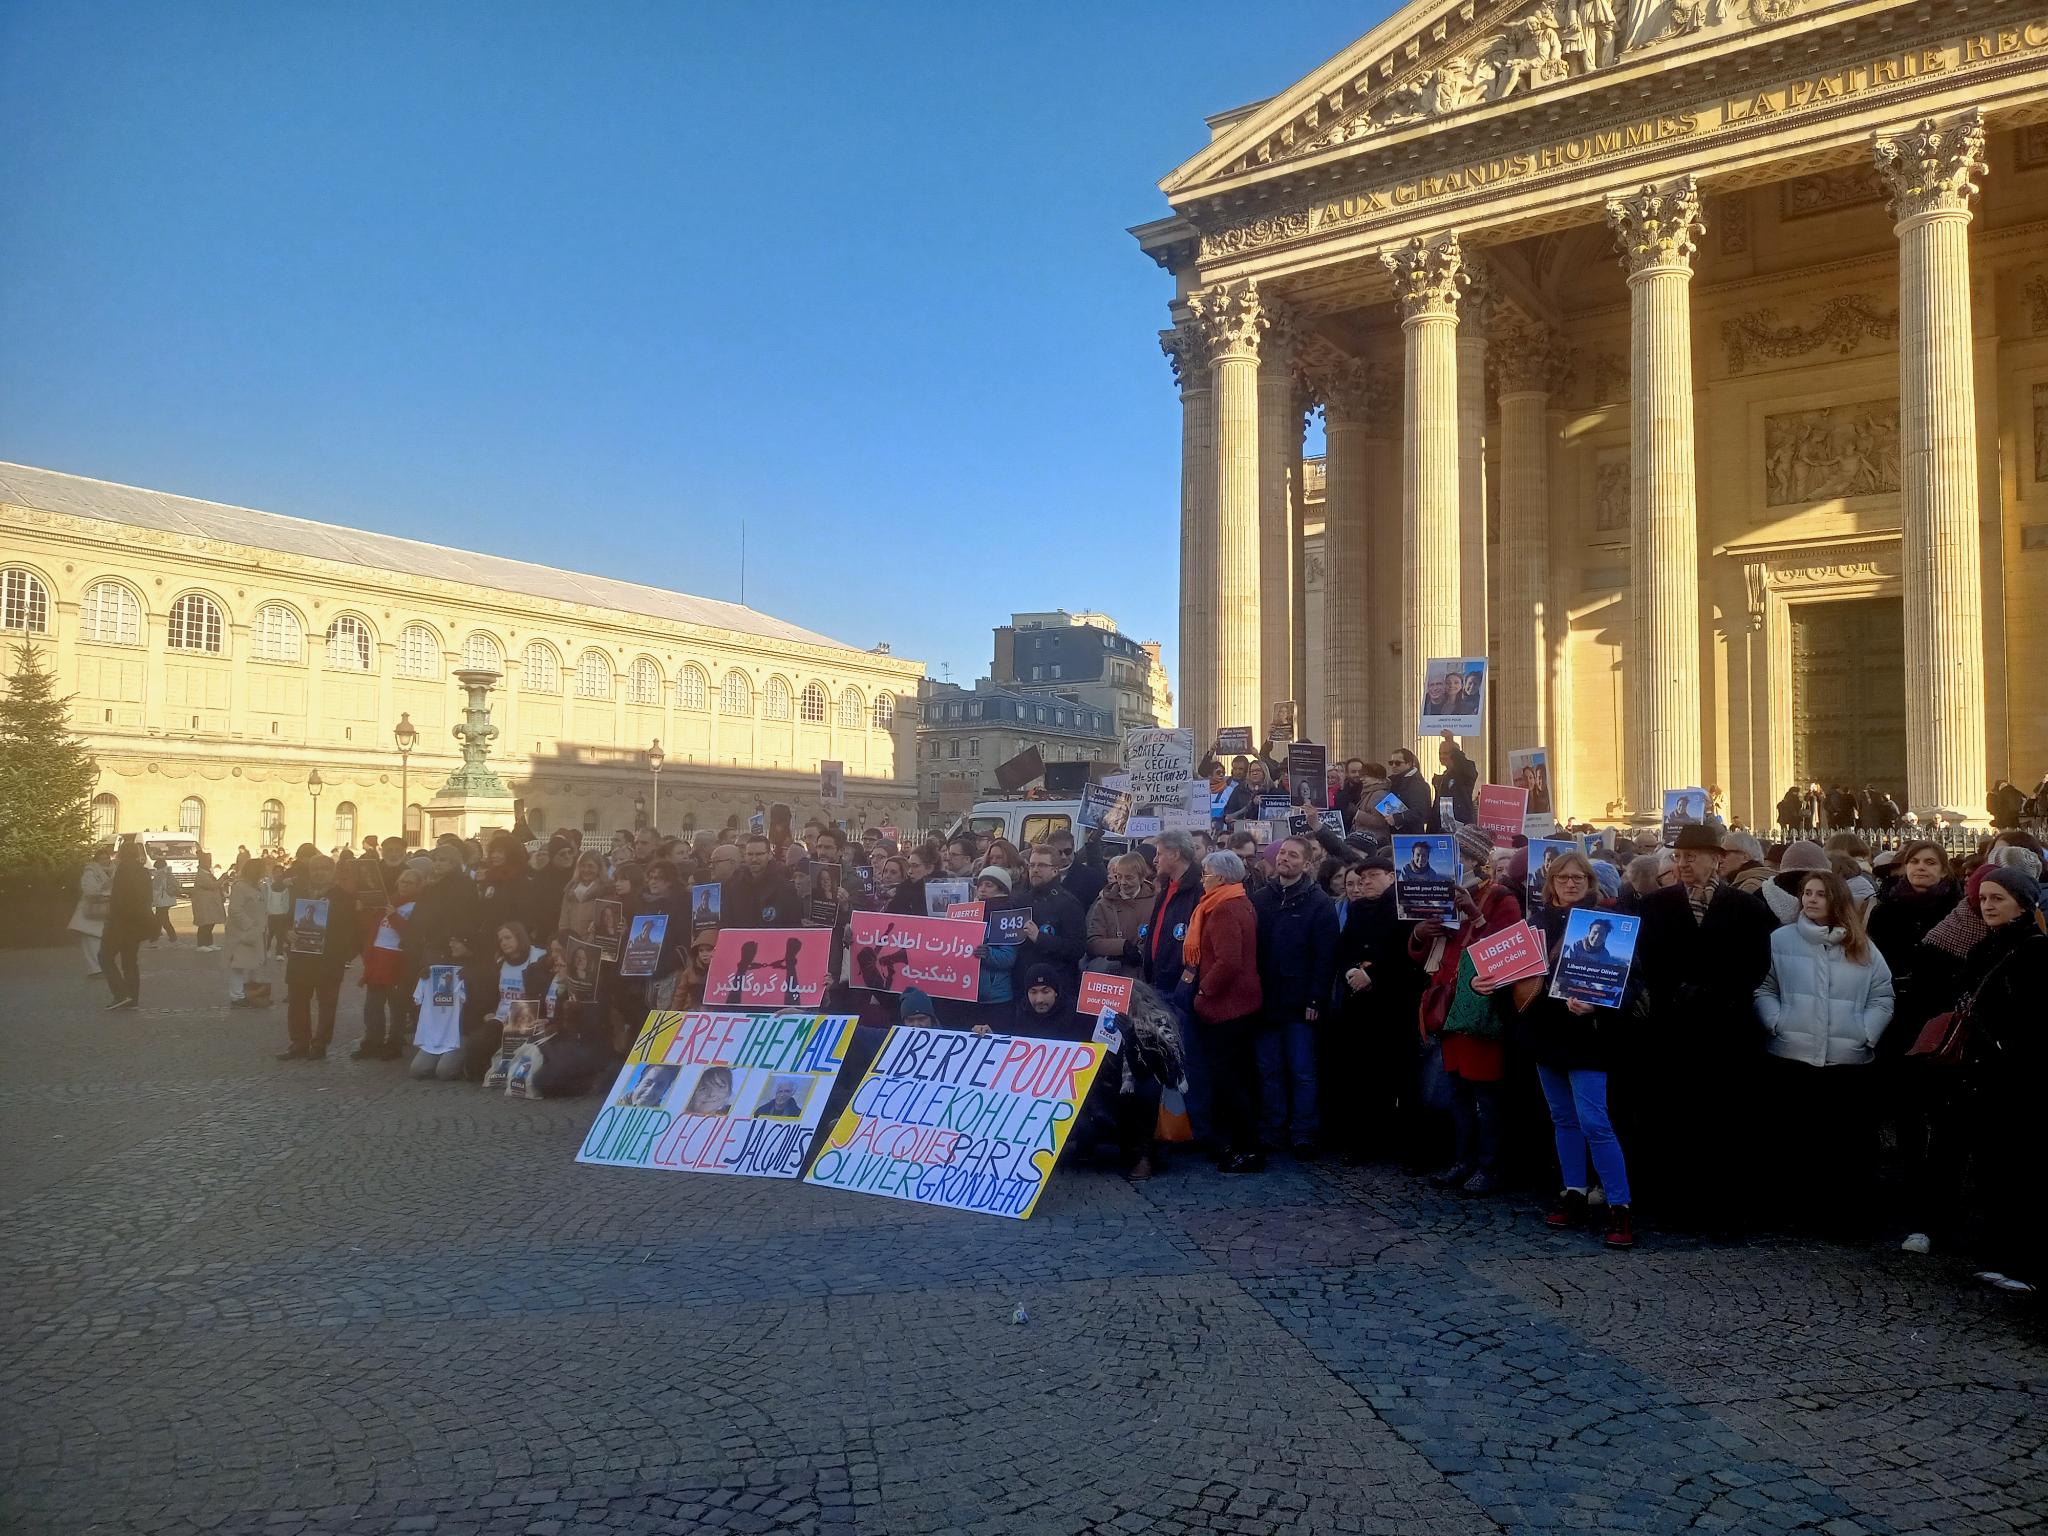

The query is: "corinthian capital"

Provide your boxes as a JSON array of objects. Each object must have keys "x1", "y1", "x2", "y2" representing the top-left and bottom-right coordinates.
[
  {"x1": 1872, "y1": 111, "x2": 1987, "y2": 225},
  {"x1": 1461, "y1": 257, "x2": 1499, "y2": 335},
  {"x1": 1381, "y1": 234, "x2": 1466, "y2": 322},
  {"x1": 1187, "y1": 280, "x2": 1268, "y2": 361},
  {"x1": 1311, "y1": 357, "x2": 1398, "y2": 424},
  {"x1": 1160, "y1": 319, "x2": 1213, "y2": 390},
  {"x1": 1606, "y1": 176, "x2": 1704, "y2": 275},
  {"x1": 1490, "y1": 315, "x2": 1570, "y2": 395}
]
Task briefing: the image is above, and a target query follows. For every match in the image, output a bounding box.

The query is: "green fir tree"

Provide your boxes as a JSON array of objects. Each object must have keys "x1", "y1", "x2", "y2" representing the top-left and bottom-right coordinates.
[{"x1": 0, "y1": 641, "x2": 99, "y2": 895}]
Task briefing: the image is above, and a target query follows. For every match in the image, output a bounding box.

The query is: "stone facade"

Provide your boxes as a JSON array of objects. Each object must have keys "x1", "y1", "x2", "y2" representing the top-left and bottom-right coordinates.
[
  {"x1": 0, "y1": 466, "x2": 925, "y2": 851},
  {"x1": 1137, "y1": 0, "x2": 2048, "y2": 821}
]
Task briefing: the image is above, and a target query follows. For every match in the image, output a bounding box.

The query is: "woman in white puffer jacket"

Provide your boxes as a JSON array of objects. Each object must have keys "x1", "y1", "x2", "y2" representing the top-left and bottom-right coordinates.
[{"x1": 1755, "y1": 868, "x2": 1895, "y2": 1225}]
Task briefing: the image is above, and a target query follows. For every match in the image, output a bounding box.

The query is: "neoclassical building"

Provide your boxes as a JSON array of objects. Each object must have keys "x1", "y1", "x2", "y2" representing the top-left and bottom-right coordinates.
[
  {"x1": 1137, "y1": 0, "x2": 2048, "y2": 823},
  {"x1": 0, "y1": 463, "x2": 925, "y2": 850}
]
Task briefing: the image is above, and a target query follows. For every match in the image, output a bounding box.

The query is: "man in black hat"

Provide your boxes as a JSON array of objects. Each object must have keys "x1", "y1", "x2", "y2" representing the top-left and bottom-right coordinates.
[{"x1": 1633, "y1": 821, "x2": 1776, "y2": 1232}]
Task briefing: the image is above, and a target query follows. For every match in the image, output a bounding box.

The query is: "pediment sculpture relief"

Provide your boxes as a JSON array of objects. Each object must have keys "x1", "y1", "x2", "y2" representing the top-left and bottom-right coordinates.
[{"x1": 1300, "y1": 0, "x2": 1803, "y2": 156}]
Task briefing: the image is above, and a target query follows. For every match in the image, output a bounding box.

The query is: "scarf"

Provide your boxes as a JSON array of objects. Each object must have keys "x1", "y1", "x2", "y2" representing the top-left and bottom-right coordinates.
[
  {"x1": 1181, "y1": 881, "x2": 1248, "y2": 966},
  {"x1": 1921, "y1": 864, "x2": 1992, "y2": 960}
]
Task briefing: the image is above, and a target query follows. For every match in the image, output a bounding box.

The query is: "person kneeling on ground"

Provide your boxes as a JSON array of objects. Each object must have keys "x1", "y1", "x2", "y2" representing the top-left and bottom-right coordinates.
[{"x1": 409, "y1": 944, "x2": 468, "y2": 1081}]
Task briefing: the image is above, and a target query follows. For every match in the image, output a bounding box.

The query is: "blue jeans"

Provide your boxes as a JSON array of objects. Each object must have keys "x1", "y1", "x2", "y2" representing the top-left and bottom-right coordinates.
[
  {"x1": 1536, "y1": 1063, "x2": 1631, "y2": 1207},
  {"x1": 1257, "y1": 1016, "x2": 1320, "y2": 1147}
]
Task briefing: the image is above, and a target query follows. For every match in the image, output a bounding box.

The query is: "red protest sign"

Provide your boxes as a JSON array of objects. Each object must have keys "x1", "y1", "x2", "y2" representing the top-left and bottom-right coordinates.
[
  {"x1": 703, "y1": 928, "x2": 834, "y2": 1009},
  {"x1": 1077, "y1": 971, "x2": 1135, "y2": 1018},
  {"x1": 1469, "y1": 920, "x2": 1548, "y2": 987},
  {"x1": 848, "y1": 911, "x2": 983, "y2": 1001},
  {"x1": 1476, "y1": 784, "x2": 1529, "y2": 841},
  {"x1": 946, "y1": 900, "x2": 986, "y2": 922}
]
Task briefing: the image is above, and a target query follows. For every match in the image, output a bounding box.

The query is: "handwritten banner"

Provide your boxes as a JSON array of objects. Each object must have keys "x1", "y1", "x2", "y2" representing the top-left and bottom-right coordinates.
[
  {"x1": 848, "y1": 911, "x2": 984, "y2": 1001},
  {"x1": 1121, "y1": 727, "x2": 1196, "y2": 810},
  {"x1": 577, "y1": 1010, "x2": 857, "y2": 1178},
  {"x1": 703, "y1": 928, "x2": 834, "y2": 1009},
  {"x1": 804, "y1": 1026, "x2": 1106, "y2": 1219}
]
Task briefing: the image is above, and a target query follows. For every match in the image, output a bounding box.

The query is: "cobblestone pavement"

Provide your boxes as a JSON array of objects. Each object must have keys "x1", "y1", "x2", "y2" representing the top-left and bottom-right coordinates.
[{"x1": 3, "y1": 946, "x2": 2043, "y2": 1536}]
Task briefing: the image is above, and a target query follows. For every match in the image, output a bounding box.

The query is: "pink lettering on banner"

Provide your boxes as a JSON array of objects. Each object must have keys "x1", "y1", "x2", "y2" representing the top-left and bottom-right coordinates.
[
  {"x1": 847, "y1": 912, "x2": 985, "y2": 1001},
  {"x1": 1076, "y1": 971, "x2": 1134, "y2": 1018}
]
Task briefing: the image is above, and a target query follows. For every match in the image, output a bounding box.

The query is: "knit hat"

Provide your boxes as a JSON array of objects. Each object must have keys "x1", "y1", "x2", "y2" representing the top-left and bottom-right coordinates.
[
  {"x1": 1454, "y1": 825, "x2": 1495, "y2": 871},
  {"x1": 1778, "y1": 840, "x2": 1829, "y2": 872},
  {"x1": 899, "y1": 987, "x2": 937, "y2": 1022},
  {"x1": 1979, "y1": 865, "x2": 2041, "y2": 913},
  {"x1": 1591, "y1": 861, "x2": 1623, "y2": 901},
  {"x1": 976, "y1": 865, "x2": 1014, "y2": 891}
]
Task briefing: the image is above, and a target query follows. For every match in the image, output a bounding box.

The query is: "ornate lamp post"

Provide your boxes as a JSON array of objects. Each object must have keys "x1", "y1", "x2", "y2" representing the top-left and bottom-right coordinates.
[
  {"x1": 634, "y1": 793, "x2": 647, "y2": 832},
  {"x1": 393, "y1": 712, "x2": 418, "y2": 847},
  {"x1": 647, "y1": 738, "x2": 665, "y2": 835},
  {"x1": 307, "y1": 769, "x2": 324, "y2": 852}
]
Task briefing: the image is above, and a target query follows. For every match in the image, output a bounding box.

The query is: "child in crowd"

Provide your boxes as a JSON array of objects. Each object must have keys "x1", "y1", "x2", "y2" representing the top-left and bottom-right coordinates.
[{"x1": 409, "y1": 947, "x2": 467, "y2": 1080}]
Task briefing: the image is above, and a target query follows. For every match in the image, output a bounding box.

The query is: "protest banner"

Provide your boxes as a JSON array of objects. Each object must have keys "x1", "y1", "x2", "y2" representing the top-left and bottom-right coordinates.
[
  {"x1": 1121, "y1": 727, "x2": 1196, "y2": 811},
  {"x1": 994, "y1": 745, "x2": 1044, "y2": 793},
  {"x1": 1550, "y1": 909, "x2": 1640, "y2": 1009},
  {"x1": 923, "y1": 877, "x2": 972, "y2": 917},
  {"x1": 1215, "y1": 726, "x2": 1254, "y2": 756},
  {"x1": 1393, "y1": 834, "x2": 1459, "y2": 922},
  {"x1": 1076, "y1": 781, "x2": 1131, "y2": 834},
  {"x1": 1077, "y1": 971, "x2": 1134, "y2": 1018},
  {"x1": 1523, "y1": 837, "x2": 1579, "y2": 930},
  {"x1": 1468, "y1": 921, "x2": 1548, "y2": 987},
  {"x1": 848, "y1": 911, "x2": 983, "y2": 1001},
  {"x1": 690, "y1": 882, "x2": 722, "y2": 931},
  {"x1": 819, "y1": 760, "x2": 845, "y2": 803},
  {"x1": 1318, "y1": 807, "x2": 1347, "y2": 836},
  {"x1": 1256, "y1": 791, "x2": 1294, "y2": 822},
  {"x1": 805, "y1": 865, "x2": 840, "y2": 927},
  {"x1": 1160, "y1": 808, "x2": 1208, "y2": 834},
  {"x1": 619, "y1": 912, "x2": 667, "y2": 978},
  {"x1": 592, "y1": 899, "x2": 624, "y2": 959},
  {"x1": 484, "y1": 999, "x2": 541, "y2": 1090},
  {"x1": 987, "y1": 906, "x2": 1030, "y2": 945},
  {"x1": 1373, "y1": 790, "x2": 1406, "y2": 821},
  {"x1": 803, "y1": 1026, "x2": 1107, "y2": 1219},
  {"x1": 1507, "y1": 746, "x2": 1553, "y2": 823},
  {"x1": 290, "y1": 897, "x2": 329, "y2": 956},
  {"x1": 565, "y1": 937, "x2": 605, "y2": 998},
  {"x1": 1476, "y1": 783, "x2": 1529, "y2": 841},
  {"x1": 946, "y1": 899, "x2": 985, "y2": 923},
  {"x1": 878, "y1": 823, "x2": 901, "y2": 843},
  {"x1": 1124, "y1": 814, "x2": 1163, "y2": 839},
  {"x1": 1287, "y1": 743, "x2": 1329, "y2": 808},
  {"x1": 1268, "y1": 701, "x2": 1296, "y2": 742},
  {"x1": 1419, "y1": 657, "x2": 1487, "y2": 736},
  {"x1": 1662, "y1": 787, "x2": 1709, "y2": 847},
  {"x1": 577, "y1": 1009, "x2": 858, "y2": 1179},
  {"x1": 1101, "y1": 772, "x2": 1131, "y2": 793},
  {"x1": 703, "y1": 928, "x2": 833, "y2": 1009}
]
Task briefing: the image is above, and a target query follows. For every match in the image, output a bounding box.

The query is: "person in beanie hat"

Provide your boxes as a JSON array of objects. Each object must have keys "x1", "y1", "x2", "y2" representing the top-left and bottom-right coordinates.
[
  {"x1": 898, "y1": 987, "x2": 938, "y2": 1029},
  {"x1": 1762, "y1": 840, "x2": 1831, "y2": 925}
]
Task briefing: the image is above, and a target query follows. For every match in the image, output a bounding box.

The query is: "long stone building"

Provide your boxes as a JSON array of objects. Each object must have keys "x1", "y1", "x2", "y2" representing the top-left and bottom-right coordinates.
[
  {"x1": 0, "y1": 464, "x2": 925, "y2": 850},
  {"x1": 1136, "y1": 0, "x2": 2048, "y2": 824}
]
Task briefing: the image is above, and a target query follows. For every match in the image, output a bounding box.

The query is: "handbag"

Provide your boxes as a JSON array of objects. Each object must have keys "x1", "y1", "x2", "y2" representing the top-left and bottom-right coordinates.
[
  {"x1": 1904, "y1": 1007, "x2": 1968, "y2": 1065},
  {"x1": 1439, "y1": 951, "x2": 1507, "y2": 1041}
]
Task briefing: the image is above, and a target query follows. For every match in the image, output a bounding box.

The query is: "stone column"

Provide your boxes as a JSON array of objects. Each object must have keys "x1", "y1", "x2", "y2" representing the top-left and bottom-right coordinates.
[
  {"x1": 1162, "y1": 320, "x2": 1216, "y2": 746},
  {"x1": 1191, "y1": 281, "x2": 1267, "y2": 736},
  {"x1": 1606, "y1": 177, "x2": 1704, "y2": 818},
  {"x1": 1315, "y1": 360, "x2": 1377, "y2": 757},
  {"x1": 1382, "y1": 235, "x2": 1465, "y2": 759},
  {"x1": 1456, "y1": 262, "x2": 1494, "y2": 771},
  {"x1": 1492, "y1": 315, "x2": 1565, "y2": 764},
  {"x1": 1873, "y1": 112, "x2": 1990, "y2": 818},
  {"x1": 1257, "y1": 309, "x2": 1299, "y2": 728},
  {"x1": 1290, "y1": 386, "x2": 1313, "y2": 737}
]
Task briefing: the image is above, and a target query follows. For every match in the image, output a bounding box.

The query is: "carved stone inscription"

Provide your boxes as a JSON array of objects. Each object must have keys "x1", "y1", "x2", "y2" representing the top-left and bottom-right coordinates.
[{"x1": 1764, "y1": 401, "x2": 1900, "y2": 506}]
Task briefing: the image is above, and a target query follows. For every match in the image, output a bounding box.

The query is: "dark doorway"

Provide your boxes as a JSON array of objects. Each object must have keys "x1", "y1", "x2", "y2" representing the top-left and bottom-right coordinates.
[{"x1": 1790, "y1": 597, "x2": 1906, "y2": 796}]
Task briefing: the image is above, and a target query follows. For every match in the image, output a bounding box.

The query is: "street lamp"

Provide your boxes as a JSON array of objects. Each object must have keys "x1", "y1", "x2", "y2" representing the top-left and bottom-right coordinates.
[
  {"x1": 307, "y1": 769, "x2": 325, "y2": 852},
  {"x1": 393, "y1": 712, "x2": 418, "y2": 848},
  {"x1": 647, "y1": 738, "x2": 665, "y2": 835},
  {"x1": 633, "y1": 792, "x2": 647, "y2": 832}
]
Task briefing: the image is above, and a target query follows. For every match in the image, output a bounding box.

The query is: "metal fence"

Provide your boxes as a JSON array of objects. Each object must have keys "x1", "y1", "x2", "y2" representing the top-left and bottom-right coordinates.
[{"x1": 1756, "y1": 823, "x2": 2030, "y2": 856}]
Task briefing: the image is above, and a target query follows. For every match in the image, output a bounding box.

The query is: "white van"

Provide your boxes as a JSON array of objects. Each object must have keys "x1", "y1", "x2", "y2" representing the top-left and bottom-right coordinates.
[
  {"x1": 126, "y1": 831, "x2": 201, "y2": 892},
  {"x1": 964, "y1": 799, "x2": 1082, "y2": 852}
]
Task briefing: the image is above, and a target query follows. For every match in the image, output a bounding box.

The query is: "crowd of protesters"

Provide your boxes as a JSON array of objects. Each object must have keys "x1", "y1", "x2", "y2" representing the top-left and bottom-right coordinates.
[{"x1": 63, "y1": 740, "x2": 2046, "y2": 1293}]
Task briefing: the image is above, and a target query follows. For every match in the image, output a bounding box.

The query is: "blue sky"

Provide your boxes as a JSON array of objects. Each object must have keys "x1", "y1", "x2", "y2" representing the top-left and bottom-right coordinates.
[{"x1": 1, "y1": 1, "x2": 1378, "y2": 689}]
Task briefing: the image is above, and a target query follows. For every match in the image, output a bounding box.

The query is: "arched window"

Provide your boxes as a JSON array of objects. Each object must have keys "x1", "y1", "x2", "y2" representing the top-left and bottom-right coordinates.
[
  {"x1": 627, "y1": 658, "x2": 660, "y2": 704},
  {"x1": 462, "y1": 632, "x2": 503, "y2": 671},
  {"x1": 838, "y1": 687, "x2": 865, "y2": 728},
  {"x1": 872, "y1": 692, "x2": 895, "y2": 730},
  {"x1": 526, "y1": 805, "x2": 547, "y2": 835},
  {"x1": 251, "y1": 604, "x2": 304, "y2": 663},
  {"x1": 404, "y1": 802, "x2": 423, "y2": 841},
  {"x1": 397, "y1": 624, "x2": 440, "y2": 678},
  {"x1": 1, "y1": 569, "x2": 50, "y2": 633},
  {"x1": 521, "y1": 642, "x2": 560, "y2": 693},
  {"x1": 718, "y1": 671, "x2": 753, "y2": 716},
  {"x1": 574, "y1": 650, "x2": 613, "y2": 700},
  {"x1": 764, "y1": 677, "x2": 793, "y2": 720},
  {"x1": 676, "y1": 665, "x2": 709, "y2": 711},
  {"x1": 799, "y1": 682, "x2": 829, "y2": 723},
  {"x1": 582, "y1": 808, "x2": 601, "y2": 833},
  {"x1": 260, "y1": 799, "x2": 285, "y2": 846},
  {"x1": 90, "y1": 793, "x2": 119, "y2": 843},
  {"x1": 334, "y1": 802, "x2": 357, "y2": 845},
  {"x1": 325, "y1": 615, "x2": 372, "y2": 671},
  {"x1": 79, "y1": 582, "x2": 141, "y2": 646},
  {"x1": 167, "y1": 593, "x2": 224, "y2": 653},
  {"x1": 179, "y1": 796, "x2": 204, "y2": 841}
]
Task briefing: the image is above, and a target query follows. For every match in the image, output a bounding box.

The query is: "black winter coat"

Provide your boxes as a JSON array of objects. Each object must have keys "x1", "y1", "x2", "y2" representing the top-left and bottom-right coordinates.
[
  {"x1": 104, "y1": 859, "x2": 155, "y2": 943},
  {"x1": 1867, "y1": 879, "x2": 1961, "y2": 999},
  {"x1": 1015, "y1": 880, "x2": 1088, "y2": 987},
  {"x1": 1511, "y1": 899, "x2": 1633, "y2": 1072},
  {"x1": 1142, "y1": 872, "x2": 1201, "y2": 989},
  {"x1": 1386, "y1": 769, "x2": 1431, "y2": 834},
  {"x1": 408, "y1": 871, "x2": 483, "y2": 969},
  {"x1": 1329, "y1": 889, "x2": 1418, "y2": 1027},
  {"x1": 1635, "y1": 881, "x2": 1776, "y2": 1067},
  {"x1": 728, "y1": 866, "x2": 802, "y2": 928},
  {"x1": 1251, "y1": 875, "x2": 1339, "y2": 1019},
  {"x1": 1428, "y1": 749, "x2": 1478, "y2": 831},
  {"x1": 1957, "y1": 922, "x2": 2048, "y2": 1108}
]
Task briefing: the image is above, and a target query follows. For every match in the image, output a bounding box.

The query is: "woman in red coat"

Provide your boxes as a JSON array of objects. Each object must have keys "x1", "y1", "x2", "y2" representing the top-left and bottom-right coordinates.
[
  {"x1": 1183, "y1": 850, "x2": 1265, "y2": 1173},
  {"x1": 1410, "y1": 831, "x2": 1522, "y2": 1194}
]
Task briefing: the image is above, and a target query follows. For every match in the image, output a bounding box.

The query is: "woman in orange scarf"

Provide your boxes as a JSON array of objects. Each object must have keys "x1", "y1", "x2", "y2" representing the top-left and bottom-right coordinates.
[{"x1": 1182, "y1": 851, "x2": 1265, "y2": 1173}]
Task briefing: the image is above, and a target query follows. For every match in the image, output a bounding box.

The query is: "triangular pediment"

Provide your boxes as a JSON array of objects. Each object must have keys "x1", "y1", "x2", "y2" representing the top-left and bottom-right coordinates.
[{"x1": 1164, "y1": 0, "x2": 1818, "y2": 198}]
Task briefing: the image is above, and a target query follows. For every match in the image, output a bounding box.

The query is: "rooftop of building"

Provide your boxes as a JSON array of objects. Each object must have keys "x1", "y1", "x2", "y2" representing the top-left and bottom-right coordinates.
[{"x1": 1, "y1": 460, "x2": 912, "y2": 664}]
